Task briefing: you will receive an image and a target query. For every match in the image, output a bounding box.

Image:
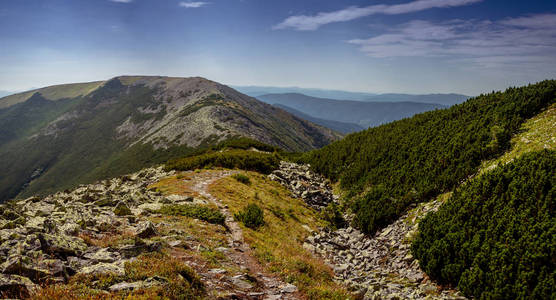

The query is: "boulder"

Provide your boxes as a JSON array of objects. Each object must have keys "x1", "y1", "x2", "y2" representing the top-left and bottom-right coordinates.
[
  {"x1": 83, "y1": 248, "x2": 121, "y2": 263},
  {"x1": 0, "y1": 274, "x2": 38, "y2": 298},
  {"x1": 79, "y1": 262, "x2": 125, "y2": 276},
  {"x1": 135, "y1": 221, "x2": 158, "y2": 238},
  {"x1": 113, "y1": 202, "x2": 132, "y2": 216},
  {"x1": 39, "y1": 233, "x2": 88, "y2": 257}
]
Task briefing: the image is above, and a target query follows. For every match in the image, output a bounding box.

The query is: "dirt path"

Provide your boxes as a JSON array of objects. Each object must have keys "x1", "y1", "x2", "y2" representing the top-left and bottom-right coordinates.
[{"x1": 187, "y1": 170, "x2": 299, "y2": 300}]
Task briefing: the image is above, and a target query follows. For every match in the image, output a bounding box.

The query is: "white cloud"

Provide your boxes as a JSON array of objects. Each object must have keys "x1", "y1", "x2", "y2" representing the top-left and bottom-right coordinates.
[
  {"x1": 347, "y1": 14, "x2": 556, "y2": 69},
  {"x1": 273, "y1": 0, "x2": 483, "y2": 31},
  {"x1": 110, "y1": 0, "x2": 133, "y2": 3},
  {"x1": 179, "y1": 1, "x2": 209, "y2": 8}
]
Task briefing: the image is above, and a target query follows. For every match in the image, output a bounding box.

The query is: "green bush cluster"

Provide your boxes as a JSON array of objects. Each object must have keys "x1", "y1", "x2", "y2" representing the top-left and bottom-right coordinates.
[
  {"x1": 157, "y1": 204, "x2": 226, "y2": 225},
  {"x1": 212, "y1": 137, "x2": 283, "y2": 153},
  {"x1": 320, "y1": 202, "x2": 346, "y2": 230},
  {"x1": 302, "y1": 80, "x2": 556, "y2": 234},
  {"x1": 232, "y1": 173, "x2": 251, "y2": 184},
  {"x1": 235, "y1": 203, "x2": 265, "y2": 229},
  {"x1": 412, "y1": 150, "x2": 555, "y2": 299},
  {"x1": 165, "y1": 149, "x2": 280, "y2": 174}
]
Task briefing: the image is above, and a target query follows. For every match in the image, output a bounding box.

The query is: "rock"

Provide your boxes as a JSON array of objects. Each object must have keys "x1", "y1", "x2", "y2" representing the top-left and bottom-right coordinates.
[
  {"x1": 137, "y1": 202, "x2": 163, "y2": 213},
  {"x1": 118, "y1": 239, "x2": 161, "y2": 258},
  {"x1": 0, "y1": 274, "x2": 38, "y2": 297},
  {"x1": 25, "y1": 216, "x2": 46, "y2": 232},
  {"x1": 280, "y1": 283, "x2": 298, "y2": 293},
  {"x1": 39, "y1": 233, "x2": 88, "y2": 257},
  {"x1": 167, "y1": 240, "x2": 182, "y2": 247},
  {"x1": 229, "y1": 275, "x2": 253, "y2": 290},
  {"x1": 135, "y1": 221, "x2": 158, "y2": 238},
  {"x1": 83, "y1": 248, "x2": 121, "y2": 263},
  {"x1": 114, "y1": 202, "x2": 132, "y2": 216},
  {"x1": 60, "y1": 222, "x2": 81, "y2": 236},
  {"x1": 79, "y1": 262, "x2": 125, "y2": 276},
  {"x1": 166, "y1": 194, "x2": 193, "y2": 202},
  {"x1": 1, "y1": 255, "x2": 50, "y2": 280},
  {"x1": 208, "y1": 268, "x2": 227, "y2": 275},
  {"x1": 109, "y1": 281, "x2": 143, "y2": 292}
]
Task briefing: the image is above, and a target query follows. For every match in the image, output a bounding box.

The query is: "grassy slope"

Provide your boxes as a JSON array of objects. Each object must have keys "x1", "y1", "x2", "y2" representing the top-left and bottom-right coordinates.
[
  {"x1": 479, "y1": 103, "x2": 555, "y2": 174},
  {"x1": 0, "y1": 81, "x2": 105, "y2": 109},
  {"x1": 209, "y1": 172, "x2": 352, "y2": 300}
]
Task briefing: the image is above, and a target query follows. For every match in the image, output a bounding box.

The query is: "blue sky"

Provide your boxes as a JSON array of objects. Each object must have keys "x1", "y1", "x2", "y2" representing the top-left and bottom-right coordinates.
[{"x1": 1, "y1": 0, "x2": 555, "y2": 95}]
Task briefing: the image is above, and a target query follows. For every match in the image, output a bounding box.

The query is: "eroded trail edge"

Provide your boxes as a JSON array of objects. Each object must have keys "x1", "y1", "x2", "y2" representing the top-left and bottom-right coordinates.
[{"x1": 187, "y1": 170, "x2": 299, "y2": 300}]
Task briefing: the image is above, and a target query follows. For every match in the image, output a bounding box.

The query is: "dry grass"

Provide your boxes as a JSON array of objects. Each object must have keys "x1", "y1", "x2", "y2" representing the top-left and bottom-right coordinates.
[
  {"x1": 209, "y1": 172, "x2": 353, "y2": 300},
  {"x1": 31, "y1": 252, "x2": 205, "y2": 300},
  {"x1": 79, "y1": 230, "x2": 135, "y2": 248},
  {"x1": 480, "y1": 103, "x2": 555, "y2": 174}
]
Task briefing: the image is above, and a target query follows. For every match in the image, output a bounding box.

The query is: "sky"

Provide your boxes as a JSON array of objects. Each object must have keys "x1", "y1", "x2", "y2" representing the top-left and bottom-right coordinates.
[{"x1": 1, "y1": 0, "x2": 556, "y2": 95}]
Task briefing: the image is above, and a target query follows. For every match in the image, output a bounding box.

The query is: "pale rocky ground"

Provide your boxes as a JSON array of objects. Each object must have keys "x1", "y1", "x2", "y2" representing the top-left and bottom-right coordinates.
[
  {"x1": 270, "y1": 162, "x2": 466, "y2": 300},
  {"x1": 1, "y1": 159, "x2": 467, "y2": 299},
  {"x1": 0, "y1": 167, "x2": 299, "y2": 299}
]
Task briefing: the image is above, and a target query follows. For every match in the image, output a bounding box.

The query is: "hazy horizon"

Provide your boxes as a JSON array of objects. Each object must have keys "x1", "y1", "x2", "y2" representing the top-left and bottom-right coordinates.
[{"x1": 1, "y1": 0, "x2": 556, "y2": 95}]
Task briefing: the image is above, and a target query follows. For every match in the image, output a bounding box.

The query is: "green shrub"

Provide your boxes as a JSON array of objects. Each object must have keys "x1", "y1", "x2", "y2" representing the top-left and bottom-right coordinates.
[
  {"x1": 166, "y1": 149, "x2": 280, "y2": 174},
  {"x1": 232, "y1": 173, "x2": 251, "y2": 185},
  {"x1": 157, "y1": 204, "x2": 225, "y2": 225},
  {"x1": 412, "y1": 150, "x2": 555, "y2": 299},
  {"x1": 320, "y1": 202, "x2": 346, "y2": 230},
  {"x1": 235, "y1": 203, "x2": 265, "y2": 229},
  {"x1": 302, "y1": 80, "x2": 556, "y2": 234},
  {"x1": 212, "y1": 137, "x2": 283, "y2": 153}
]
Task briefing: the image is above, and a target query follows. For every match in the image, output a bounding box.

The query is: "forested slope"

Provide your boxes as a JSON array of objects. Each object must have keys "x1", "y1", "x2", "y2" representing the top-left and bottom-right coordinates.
[
  {"x1": 412, "y1": 150, "x2": 555, "y2": 299},
  {"x1": 302, "y1": 80, "x2": 556, "y2": 234}
]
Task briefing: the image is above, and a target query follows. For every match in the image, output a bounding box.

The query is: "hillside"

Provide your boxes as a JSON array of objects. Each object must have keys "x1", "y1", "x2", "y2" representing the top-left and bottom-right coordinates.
[
  {"x1": 257, "y1": 93, "x2": 445, "y2": 128},
  {"x1": 302, "y1": 80, "x2": 556, "y2": 234},
  {"x1": 413, "y1": 150, "x2": 555, "y2": 299},
  {"x1": 365, "y1": 93, "x2": 468, "y2": 106},
  {"x1": 274, "y1": 104, "x2": 364, "y2": 134},
  {"x1": 0, "y1": 76, "x2": 340, "y2": 202}
]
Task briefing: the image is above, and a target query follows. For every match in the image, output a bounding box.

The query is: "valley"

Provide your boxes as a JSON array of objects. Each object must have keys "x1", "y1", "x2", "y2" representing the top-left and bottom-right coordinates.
[{"x1": 0, "y1": 79, "x2": 553, "y2": 300}]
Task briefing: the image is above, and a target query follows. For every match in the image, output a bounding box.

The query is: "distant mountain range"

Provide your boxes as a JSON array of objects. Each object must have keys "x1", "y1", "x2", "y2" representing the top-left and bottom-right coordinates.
[
  {"x1": 0, "y1": 91, "x2": 14, "y2": 98},
  {"x1": 274, "y1": 104, "x2": 364, "y2": 134},
  {"x1": 0, "y1": 76, "x2": 339, "y2": 202},
  {"x1": 257, "y1": 93, "x2": 446, "y2": 129},
  {"x1": 234, "y1": 85, "x2": 469, "y2": 106}
]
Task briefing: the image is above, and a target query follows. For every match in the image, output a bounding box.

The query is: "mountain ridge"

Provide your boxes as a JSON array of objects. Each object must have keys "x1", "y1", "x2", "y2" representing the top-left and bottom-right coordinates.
[
  {"x1": 257, "y1": 92, "x2": 446, "y2": 128},
  {"x1": 0, "y1": 75, "x2": 340, "y2": 202}
]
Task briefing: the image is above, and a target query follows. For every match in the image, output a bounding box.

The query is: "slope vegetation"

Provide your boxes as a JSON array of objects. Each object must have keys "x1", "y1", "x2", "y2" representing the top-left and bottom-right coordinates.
[
  {"x1": 302, "y1": 80, "x2": 556, "y2": 234},
  {"x1": 412, "y1": 150, "x2": 555, "y2": 299}
]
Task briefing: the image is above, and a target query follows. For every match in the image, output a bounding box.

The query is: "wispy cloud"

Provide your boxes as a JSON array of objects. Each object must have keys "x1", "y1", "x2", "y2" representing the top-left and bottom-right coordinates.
[
  {"x1": 273, "y1": 0, "x2": 483, "y2": 31},
  {"x1": 179, "y1": 1, "x2": 209, "y2": 8},
  {"x1": 109, "y1": 0, "x2": 133, "y2": 3},
  {"x1": 347, "y1": 14, "x2": 556, "y2": 68}
]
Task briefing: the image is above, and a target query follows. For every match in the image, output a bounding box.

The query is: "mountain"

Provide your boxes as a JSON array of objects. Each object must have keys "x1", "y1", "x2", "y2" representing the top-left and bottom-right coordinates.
[
  {"x1": 234, "y1": 85, "x2": 469, "y2": 106},
  {"x1": 365, "y1": 93, "x2": 469, "y2": 106},
  {"x1": 257, "y1": 93, "x2": 446, "y2": 128},
  {"x1": 0, "y1": 76, "x2": 340, "y2": 202},
  {"x1": 0, "y1": 91, "x2": 14, "y2": 98},
  {"x1": 274, "y1": 104, "x2": 364, "y2": 134},
  {"x1": 232, "y1": 85, "x2": 377, "y2": 101}
]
